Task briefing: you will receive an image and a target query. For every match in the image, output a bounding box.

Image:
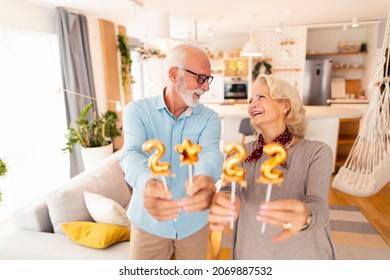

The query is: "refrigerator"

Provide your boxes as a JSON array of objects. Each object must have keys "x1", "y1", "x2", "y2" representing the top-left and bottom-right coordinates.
[{"x1": 302, "y1": 59, "x2": 333, "y2": 105}]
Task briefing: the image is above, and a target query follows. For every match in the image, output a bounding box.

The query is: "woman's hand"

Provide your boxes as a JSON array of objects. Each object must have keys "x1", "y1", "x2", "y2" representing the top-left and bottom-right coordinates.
[
  {"x1": 208, "y1": 192, "x2": 240, "y2": 231},
  {"x1": 256, "y1": 199, "x2": 309, "y2": 243}
]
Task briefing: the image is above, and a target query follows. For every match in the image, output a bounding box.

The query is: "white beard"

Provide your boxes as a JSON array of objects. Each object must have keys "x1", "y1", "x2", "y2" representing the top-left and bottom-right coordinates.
[{"x1": 177, "y1": 77, "x2": 204, "y2": 107}]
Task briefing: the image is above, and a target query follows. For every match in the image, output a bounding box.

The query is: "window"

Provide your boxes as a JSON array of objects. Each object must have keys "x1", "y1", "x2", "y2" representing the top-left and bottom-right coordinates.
[{"x1": 0, "y1": 25, "x2": 69, "y2": 221}]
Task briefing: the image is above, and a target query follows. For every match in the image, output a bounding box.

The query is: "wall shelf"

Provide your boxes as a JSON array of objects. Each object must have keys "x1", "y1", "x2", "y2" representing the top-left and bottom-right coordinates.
[
  {"x1": 333, "y1": 67, "x2": 366, "y2": 71},
  {"x1": 306, "y1": 51, "x2": 367, "y2": 57},
  {"x1": 272, "y1": 68, "x2": 301, "y2": 72}
]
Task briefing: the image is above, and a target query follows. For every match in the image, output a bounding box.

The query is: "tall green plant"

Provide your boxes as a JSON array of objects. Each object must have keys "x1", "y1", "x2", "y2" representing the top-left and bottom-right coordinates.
[
  {"x1": 0, "y1": 158, "x2": 7, "y2": 203},
  {"x1": 0, "y1": 159, "x2": 7, "y2": 177},
  {"x1": 63, "y1": 103, "x2": 121, "y2": 153},
  {"x1": 117, "y1": 34, "x2": 132, "y2": 99}
]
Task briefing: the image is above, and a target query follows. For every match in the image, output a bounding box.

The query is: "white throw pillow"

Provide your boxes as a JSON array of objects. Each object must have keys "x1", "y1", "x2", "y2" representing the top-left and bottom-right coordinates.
[{"x1": 84, "y1": 191, "x2": 130, "y2": 228}]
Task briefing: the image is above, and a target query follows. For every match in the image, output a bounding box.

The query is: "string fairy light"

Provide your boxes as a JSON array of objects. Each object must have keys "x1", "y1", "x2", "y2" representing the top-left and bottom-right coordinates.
[{"x1": 62, "y1": 88, "x2": 123, "y2": 111}]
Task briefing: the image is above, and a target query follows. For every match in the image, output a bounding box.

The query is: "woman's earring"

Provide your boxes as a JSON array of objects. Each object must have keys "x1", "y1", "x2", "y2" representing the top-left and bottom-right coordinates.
[{"x1": 283, "y1": 108, "x2": 287, "y2": 113}]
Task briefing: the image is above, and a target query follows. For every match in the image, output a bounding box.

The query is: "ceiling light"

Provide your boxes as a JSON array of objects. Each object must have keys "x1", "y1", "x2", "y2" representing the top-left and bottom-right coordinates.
[
  {"x1": 352, "y1": 17, "x2": 359, "y2": 28},
  {"x1": 241, "y1": 34, "x2": 262, "y2": 57}
]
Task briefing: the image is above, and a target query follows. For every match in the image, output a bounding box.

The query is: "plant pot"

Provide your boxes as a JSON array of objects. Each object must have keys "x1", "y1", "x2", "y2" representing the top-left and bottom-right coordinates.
[{"x1": 81, "y1": 142, "x2": 113, "y2": 171}]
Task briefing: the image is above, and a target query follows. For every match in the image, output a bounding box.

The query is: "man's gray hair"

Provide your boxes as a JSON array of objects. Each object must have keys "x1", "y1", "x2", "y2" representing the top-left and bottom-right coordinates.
[{"x1": 163, "y1": 44, "x2": 207, "y2": 81}]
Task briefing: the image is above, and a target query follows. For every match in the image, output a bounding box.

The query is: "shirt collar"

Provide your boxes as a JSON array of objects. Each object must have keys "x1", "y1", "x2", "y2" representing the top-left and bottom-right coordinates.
[{"x1": 156, "y1": 88, "x2": 201, "y2": 117}]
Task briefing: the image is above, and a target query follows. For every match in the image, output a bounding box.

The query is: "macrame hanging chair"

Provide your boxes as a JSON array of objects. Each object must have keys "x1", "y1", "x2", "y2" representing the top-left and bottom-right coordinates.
[{"x1": 333, "y1": 11, "x2": 390, "y2": 197}]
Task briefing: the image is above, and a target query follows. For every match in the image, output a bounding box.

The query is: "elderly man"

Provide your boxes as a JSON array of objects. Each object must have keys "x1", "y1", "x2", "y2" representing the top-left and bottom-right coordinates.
[{"x1": 120, "y1": 44, "x2": 223, "y2": 260}]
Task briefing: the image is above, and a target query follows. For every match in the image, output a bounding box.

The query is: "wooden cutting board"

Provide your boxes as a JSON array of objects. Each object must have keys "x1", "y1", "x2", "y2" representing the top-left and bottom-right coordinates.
[{"x1": 345, "y1": 79, "x2": 361, "y2": 94}]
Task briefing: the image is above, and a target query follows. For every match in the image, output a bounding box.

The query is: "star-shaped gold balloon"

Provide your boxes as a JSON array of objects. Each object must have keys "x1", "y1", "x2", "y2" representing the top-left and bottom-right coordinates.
[{"x1": 175, "y1": 138, "x2": 202, "y2": 165}]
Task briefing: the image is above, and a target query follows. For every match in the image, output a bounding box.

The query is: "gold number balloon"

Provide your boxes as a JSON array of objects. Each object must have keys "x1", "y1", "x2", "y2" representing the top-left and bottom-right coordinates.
[
  {"x1": 222, "y1": 143, "x2": 247, "y2": 187},
  {"x1": 143, "y1": 139, "x2": 174, "y2": 178},
  {"x1": 257, "y1": 143, "x2": 286, "y2": 185},
  {"x1": 175, "y1": 138, "x2": 202, "y2": 165}
]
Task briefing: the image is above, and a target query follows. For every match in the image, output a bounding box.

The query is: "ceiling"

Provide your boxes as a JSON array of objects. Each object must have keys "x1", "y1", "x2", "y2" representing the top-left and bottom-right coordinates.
[{"x1": 32, "y1": 0, "x2": 390, "y2": 42}]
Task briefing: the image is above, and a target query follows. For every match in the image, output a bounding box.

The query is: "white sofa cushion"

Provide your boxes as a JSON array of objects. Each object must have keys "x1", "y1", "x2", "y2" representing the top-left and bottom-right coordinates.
[
  {"x1": 46, "y1": 151, "x2": 131, "y2": 234},
  {"x1": 0, "y1": 228, "x2": 129, "y2": 260},
  {"x1": 13, "y1": 197, "x2": 53, "y2": 233},
  {"x1": 84, "y1": 191, "x2": 130, "y2": 228}
]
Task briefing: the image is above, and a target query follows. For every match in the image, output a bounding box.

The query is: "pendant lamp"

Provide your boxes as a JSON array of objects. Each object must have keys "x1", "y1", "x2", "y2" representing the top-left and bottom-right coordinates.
[{"x1": 241, "y1": 34, "x2": 262, "y2": 57}]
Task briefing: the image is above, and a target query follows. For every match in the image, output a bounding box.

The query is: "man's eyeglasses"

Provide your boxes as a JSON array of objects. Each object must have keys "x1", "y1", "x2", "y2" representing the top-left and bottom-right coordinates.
[{"x1": 177, "y1": 67, "x2": 214, "y2": 84}]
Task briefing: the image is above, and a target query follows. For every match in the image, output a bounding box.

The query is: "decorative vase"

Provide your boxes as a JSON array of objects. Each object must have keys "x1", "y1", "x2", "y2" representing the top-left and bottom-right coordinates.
[{"x1": 81, "y1": 142, "x2": 113, "y2": 171}]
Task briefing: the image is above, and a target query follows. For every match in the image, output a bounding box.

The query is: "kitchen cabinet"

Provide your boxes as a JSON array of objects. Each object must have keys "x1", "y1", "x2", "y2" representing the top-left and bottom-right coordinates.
[
  {"x1": 330, "y1": 103, "x2": 367, "y2": 168},
  {"x1": 335, "y1": 117, "x2": 361, "y2": 168}
]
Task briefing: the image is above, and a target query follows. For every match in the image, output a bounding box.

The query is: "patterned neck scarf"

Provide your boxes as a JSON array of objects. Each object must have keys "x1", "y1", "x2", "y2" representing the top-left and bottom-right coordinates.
[{"x1": 245, "y1": 129, "x2": 293, "y2": 167}]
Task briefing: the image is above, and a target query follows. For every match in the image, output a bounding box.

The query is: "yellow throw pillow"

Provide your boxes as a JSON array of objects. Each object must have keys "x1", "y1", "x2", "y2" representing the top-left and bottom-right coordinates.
[{"x1": 62, "y1": 221, "x2": 130, "y2": 249}]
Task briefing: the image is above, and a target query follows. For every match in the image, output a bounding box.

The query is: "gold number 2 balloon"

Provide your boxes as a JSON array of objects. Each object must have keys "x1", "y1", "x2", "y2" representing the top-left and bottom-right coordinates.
[
  {"x1": 257, "y1": 143, "x2": 287, "y2": 186},
  {"x1": 222, "y1": 143, "x2": 247, "y2": 187},
  {"x1": 222, "y1": 142, "x2": 247, "y2": 229},
  {"x1": 143, "y1": 139, "x2": 174, "y2": 178},
  {"x1": 257, "y1": 143, "x2": 287, "y2": 234}
]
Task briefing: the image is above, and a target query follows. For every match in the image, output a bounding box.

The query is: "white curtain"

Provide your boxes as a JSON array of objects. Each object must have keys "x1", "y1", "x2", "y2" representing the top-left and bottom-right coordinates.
[{"x1": 0, "y1": 25, "x2": 69, "y2": 221}]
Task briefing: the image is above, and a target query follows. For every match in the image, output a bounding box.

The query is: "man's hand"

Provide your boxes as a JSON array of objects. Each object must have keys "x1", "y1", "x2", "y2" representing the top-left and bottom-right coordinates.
[
  {"x1": 177, "y1": 175, "x2": 216, "y2": 212},
  {"x1": 143, "y1": 179, "x2": 180, "y2": 221}
]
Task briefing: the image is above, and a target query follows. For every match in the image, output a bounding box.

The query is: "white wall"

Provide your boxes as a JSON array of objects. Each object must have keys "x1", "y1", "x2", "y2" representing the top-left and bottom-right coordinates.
[{"x1": 0, "y1": 0, "x2": 56, "y2": 34}]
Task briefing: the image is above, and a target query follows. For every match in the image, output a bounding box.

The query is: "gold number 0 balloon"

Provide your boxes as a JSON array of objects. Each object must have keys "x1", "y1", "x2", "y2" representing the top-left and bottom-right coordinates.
[
  {"x1": 257, "y1": 143, "x2": 286, "y2": 185},
  {"x1": 222, "y1": 143, "x2": 247, "y2": 187},
  {"x1": 143, "y1": 139, "x2": 174, "y2": 178}
]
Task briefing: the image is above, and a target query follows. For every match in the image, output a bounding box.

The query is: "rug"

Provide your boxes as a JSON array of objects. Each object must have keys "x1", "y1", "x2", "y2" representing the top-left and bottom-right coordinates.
[
  {"x1": 330, "y1": 204, "x2": 390, "y2": 260},
  {"x1": 209, "y1": 204, "x2": 390, "y2": 260}
]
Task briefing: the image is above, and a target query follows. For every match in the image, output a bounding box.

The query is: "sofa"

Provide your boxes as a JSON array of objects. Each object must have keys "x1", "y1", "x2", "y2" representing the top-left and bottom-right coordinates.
[{"x1": 0, "y1": 150, "x2": 132, "y2": 260}]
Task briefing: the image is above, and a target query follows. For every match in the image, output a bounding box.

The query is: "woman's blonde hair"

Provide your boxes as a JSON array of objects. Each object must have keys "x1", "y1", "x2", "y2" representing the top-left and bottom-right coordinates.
[{"x1": 254, "y1": 74, "x2": 308, "y2": 137}]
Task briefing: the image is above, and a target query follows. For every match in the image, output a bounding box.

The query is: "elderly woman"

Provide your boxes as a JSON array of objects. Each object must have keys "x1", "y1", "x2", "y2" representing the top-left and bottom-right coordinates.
[{"x1": 209, "y1": 74, "x2": 337, "y2": 259}]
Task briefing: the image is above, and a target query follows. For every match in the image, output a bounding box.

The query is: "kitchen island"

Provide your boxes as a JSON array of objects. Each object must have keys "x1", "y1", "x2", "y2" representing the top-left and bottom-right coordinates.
[{"x1": 205, "y1": 103, "x2": 364, "y2": 172}]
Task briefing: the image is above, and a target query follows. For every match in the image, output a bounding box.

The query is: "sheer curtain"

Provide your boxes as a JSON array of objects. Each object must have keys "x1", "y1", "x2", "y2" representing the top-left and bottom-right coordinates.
[
  {"x1": 56, "y1": 7, "x2": 98, "y2": 177},
  {"x1": 0, "y1": 25, "x2": 69, "y2": 221}
]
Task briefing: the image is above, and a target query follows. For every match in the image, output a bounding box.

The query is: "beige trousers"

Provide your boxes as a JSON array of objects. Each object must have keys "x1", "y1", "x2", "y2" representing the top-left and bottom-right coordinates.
[{"x1": 129, "y1": 224, "x2": 209, "y2": 260}]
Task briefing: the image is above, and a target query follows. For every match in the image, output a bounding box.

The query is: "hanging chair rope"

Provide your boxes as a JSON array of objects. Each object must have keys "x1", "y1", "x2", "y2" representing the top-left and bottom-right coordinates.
[{"x1": 333, "y1": 10, "x2": 390, "y2": 197}]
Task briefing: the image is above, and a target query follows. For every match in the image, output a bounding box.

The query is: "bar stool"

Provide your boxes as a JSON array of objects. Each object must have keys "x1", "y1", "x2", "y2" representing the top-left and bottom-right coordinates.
[{"x1": 238, "y1": 118, "x2": 255, "y2": 144}]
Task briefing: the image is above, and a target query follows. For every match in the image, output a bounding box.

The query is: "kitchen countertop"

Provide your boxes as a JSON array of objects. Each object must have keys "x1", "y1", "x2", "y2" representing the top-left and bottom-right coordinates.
[
  {"x1": 327, "y1": 98, "x2": 369, "y2": 104},
  {"x1": 205, "y1": 104, "x2": 363, "y2": 119}
]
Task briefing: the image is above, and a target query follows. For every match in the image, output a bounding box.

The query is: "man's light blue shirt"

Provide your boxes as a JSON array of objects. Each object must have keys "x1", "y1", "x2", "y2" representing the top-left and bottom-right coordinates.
[{"x1": 120, "y1": 93, "x2": 223, "y2": 239}]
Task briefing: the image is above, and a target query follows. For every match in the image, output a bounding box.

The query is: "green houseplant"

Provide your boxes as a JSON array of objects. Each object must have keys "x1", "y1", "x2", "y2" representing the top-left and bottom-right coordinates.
[
  {"x1": 0, "y1": 158, "x2": 7, "y2": 204},
  {"x1": 0, "y1": 159, "x2": 7, "y2": 177},
  {"x1": 63, "y1": 103, "x2": 121, "y2": 153},
  {"x1": 117, "y1": 34, "x2": 132, "y2": 100}
]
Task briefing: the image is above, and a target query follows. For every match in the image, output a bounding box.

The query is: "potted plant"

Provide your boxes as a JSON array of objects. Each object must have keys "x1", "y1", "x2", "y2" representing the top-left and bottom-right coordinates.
[
  {"x1": 63, "y1": 103, "x2": 121, "y2": 169},
  {"x1": 0, "y1": 158, "x2": 7, "y2": 204}
]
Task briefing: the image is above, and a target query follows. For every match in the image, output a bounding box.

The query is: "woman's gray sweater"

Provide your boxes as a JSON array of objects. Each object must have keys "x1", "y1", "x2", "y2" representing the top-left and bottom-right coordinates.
[{"x1": 222, "y1": 138, "x2": 337, "y2": 260}]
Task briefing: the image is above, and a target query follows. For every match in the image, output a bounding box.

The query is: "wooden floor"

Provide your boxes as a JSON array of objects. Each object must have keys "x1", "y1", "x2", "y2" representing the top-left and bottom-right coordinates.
[{"x1": 329, "y1": 178, "x2": 390, "y2": 247}]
